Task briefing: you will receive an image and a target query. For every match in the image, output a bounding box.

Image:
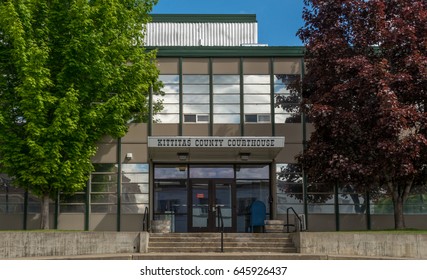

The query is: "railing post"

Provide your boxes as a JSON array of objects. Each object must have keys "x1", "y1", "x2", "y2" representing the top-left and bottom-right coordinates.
[
  {"x1": 285, "y1": 207, "x2": 303, "y2": 233},
  {"x1": 217, "y1": 205, "x2": 224, "y2": 253}
]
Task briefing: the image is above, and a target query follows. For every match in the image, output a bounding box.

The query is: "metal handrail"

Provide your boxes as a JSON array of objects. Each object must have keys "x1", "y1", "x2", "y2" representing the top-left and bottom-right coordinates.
[
  {"x1": 217, "y1": 205, "x2": 224, "y2": 253},
  {"x1": 142, "y1": 206, "x2": 149, "y2": 232},
  {"x1": 286, "y1": 207, "x2": 303, "y2": 233}
]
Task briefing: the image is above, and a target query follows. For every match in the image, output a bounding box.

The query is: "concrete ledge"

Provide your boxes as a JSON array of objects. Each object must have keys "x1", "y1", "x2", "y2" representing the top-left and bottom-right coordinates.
[
  {"x1": 12, "y1": 252, "x2": 408, "y2": 260},
  {"x1": 0, "y1": 232, "x2": 149, "y2": 259},
  {"x1": 292, "y1": 232, "x2": 427, "y2": 259},
  {"x1": 2, "y1": 231, "x2": 425, "y2": 259}
]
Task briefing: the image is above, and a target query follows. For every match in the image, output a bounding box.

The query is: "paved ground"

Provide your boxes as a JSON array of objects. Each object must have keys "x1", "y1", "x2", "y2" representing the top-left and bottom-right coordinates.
[{"x1": 11, "y1": 252, "x2": 410, "y2": 260}]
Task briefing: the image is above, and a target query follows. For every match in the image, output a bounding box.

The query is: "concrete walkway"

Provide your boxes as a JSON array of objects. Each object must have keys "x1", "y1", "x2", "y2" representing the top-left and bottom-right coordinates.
[{"x1": 11, "y1": 252, "x2": 410, "y2": 260}]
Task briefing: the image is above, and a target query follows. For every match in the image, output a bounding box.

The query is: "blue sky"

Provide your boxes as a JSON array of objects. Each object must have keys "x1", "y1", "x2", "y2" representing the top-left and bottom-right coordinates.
[{"x1": 151, "y1": 0, "x2": 305, "y2": 46}]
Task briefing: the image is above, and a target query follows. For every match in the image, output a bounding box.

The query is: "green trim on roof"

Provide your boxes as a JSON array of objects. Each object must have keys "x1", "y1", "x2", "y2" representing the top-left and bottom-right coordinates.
[
  {"x1": 148, "y1": 46, "x2": 305, "y2": 57},
  {"x1": 150, "y1": 14, "x2": 257, "y2": 23}
]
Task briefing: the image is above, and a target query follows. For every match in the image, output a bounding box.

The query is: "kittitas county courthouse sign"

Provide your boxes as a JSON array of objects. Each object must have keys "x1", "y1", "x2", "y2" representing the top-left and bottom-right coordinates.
[
  {"x1": 148, "y1": 137, "x2": 285, "y2": 148},
  {"x1": 147, "y1": 137, "x2": 285, "y2": 161}
]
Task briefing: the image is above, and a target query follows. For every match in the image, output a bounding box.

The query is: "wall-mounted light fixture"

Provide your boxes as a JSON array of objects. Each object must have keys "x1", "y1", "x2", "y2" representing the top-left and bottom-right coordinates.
[
  {"x1": 125, "y1": 153, "x2": 133, "y2": 160},
  {"x1": 177, "y1": 152, "x2": 189, "y2": 161},
  {"x1": 239, "y1": 152, "x2": 250, "y2": 161}
]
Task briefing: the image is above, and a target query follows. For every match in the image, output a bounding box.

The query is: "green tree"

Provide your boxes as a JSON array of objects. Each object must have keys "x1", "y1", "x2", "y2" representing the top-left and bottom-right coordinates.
[
  {"x1": 294, "y1": 0, "x2": 426, "y2": 229},
  {"x1": 0, "y1": 0, "x2": 160, "y2": 229}
]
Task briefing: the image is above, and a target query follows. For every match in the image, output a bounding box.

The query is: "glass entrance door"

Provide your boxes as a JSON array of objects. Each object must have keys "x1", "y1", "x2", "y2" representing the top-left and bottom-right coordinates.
[{"x1": 189, "y1": 179, "x2": 235, "y2": 232}]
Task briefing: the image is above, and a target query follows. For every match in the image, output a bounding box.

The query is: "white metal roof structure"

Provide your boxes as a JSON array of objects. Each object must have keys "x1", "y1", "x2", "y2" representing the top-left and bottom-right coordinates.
[{"x1": 145, "y1": 14, "x2": 259, "y2": 47}]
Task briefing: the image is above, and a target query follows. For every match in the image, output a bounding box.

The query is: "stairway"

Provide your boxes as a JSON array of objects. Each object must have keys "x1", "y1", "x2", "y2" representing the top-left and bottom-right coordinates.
[{"x1": 148, "y1": 232, "x2": 297, "y2": 253}]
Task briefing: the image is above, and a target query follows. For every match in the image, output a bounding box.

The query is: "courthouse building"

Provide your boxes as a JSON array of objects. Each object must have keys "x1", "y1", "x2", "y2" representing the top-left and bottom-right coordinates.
[{"x1": 1, "y1": 14, "x2": 426, "y2": 232}]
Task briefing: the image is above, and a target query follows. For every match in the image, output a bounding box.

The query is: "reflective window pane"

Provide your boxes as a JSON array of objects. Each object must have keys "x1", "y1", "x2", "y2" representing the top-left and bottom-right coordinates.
[
  {"x1": 197, "y1": 115, "x2": 209, "y2": 122},
  {"x1": 155, "y1": 166, "x2": 188, "y2": 179},
  {"x1": 190, "y1": 165, "x2": 234, "y2": 178},
  {"x1": 154, "y1": 114, "x2": 179, "y2": 123},
  {"x1": 213, "y1": 75, "x2": 240, "y2": 84},
  {"x1": 91, "y1": 194, "x2": 117, "y2": 203},
  {"x1": 213, "y1": 105, "x2": 240, "y2": 113},
  {"x1": 154, "y1": 180, "x2": 188, "y2": 214},
  {"x1": 276, "y1": 163, "x2": 302, "y2": 181},
  {"x1": 159, "y1": 75, "x2": 179, "y2": 84},
  {"x1": 184, "y1": 114, "x2": 196, "y2": 122},
  {"x1": 245, "y1": 114, "x2": 257, "y2": 123},
  {"x1": 277, "y1": 203, "x2": 304, "y2": 215},
  {"x1": 122, "y1": 203, "x2": 149, "y2": 214},
  {"x1": 236, "y1": 165, "x2": 269, "y2": 179},
  {"x1": 93, "y1": 164, "x2": 117, "y2": 172},
  {"x1": 213, "y1": 85, "x2": 240, "y2": 94},
  {"x1": 274, "y1": 84, "x2": 292, "y2": 94},
  {"x1": 236, "y1": 179, "x2": 270, "y2": 230},
  {"x1": 274, "y1": 74, "x2": 299, "y2": 84},
  {"x1": 183, "y1": 85, "x2": 210, "y2": 94},
  {"x1": 91, "y1": 183, "x2": 116, "y2": 193},
  {"x1": 121, "y1": 194, "x2": 149, "y2": 204},
  {"x1": 244, "y1": 104, "x2": 270, "y2": 114},
  {"x1": 60, "y1": 205, "x2": 85, "y2": 213},
  {"x1": 244, "y1": 85, "x2": 270, "y2": 94},
  {"x1": 60, "y1": 194, "x2": 86, "y2": 204},
  {"x1": 154, "y1": 94, "x2": 179, "y2": 103},
  {"x1": 160, "y1": 104, "x2": 179, "y2": 113},
  {"x1": 308, "y1": 204, "x2": 334, "y2": 214},
  {"x1": 213, "y1": 95, "x2": 240, "y2": 104},
  {"x1": 183, "y1": 95, "x2": 209, "y2": 104},
  {"x1": 275, "y1": 113, "x2": 301, "y2": 123},
  {"x1": 244, "y1": 95, "x2": 270, "y2": 103},
  {"x1": 183, "y1": 105, "x2": 209, "y2": 114},
  {"x1": 213, "y1": 114, "x2": 240, "y2": 123},
  {"x1": 91, "y1": 204, "x2": 117, "y2": 213},
  {"x1": 243, "y1": 75, "x2": 270, "y2": 84},
  {"x1": 182, "y1": 75, "x2": 209, "y2": 84},
  {"x1": 161, "y1": 84, "x2": 179, "y2": 93},
  {"x1": 122, "y1": 183, "x2": 149, "y2": 193},
  {"x1": 122, "y1": 173, "x2": 149, "y2": 183}
]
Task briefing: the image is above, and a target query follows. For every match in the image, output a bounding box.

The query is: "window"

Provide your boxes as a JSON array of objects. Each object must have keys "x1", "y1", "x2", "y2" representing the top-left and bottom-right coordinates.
[
  {"x1": 121, "y1": 164, "x2": 149, "y2": 214},
  {"x1": 243, "y1": 75, "x2": 271, "y2": 122},
  {"x1": 245, "y1": 114, "x2": 271, "y2": 123},
  {"x1": 90, "y1": 164, "x2": 118, "y2": 213},
  {"x1": 183, "y1": 75, "x2": 210, "y2": 119},
  {"x1": 274, "y1": 74, "x2": 301, "y2": 123},
  {"x1": 184, "y1": 114, "x2": 209, "y2": 123},
  {"x1": 276, "y1": 164, "x2": 304, "y2": 215},
  {"x1": 213, "y1": 75, "x2": 240, "y2": 124},
  {"x1": 154, "y1": 75, "x2": 180, "y2": 123}
]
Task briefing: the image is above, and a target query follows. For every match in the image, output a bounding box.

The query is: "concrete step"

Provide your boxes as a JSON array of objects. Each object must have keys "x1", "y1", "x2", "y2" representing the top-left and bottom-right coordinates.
[
  {"x1": 148, "y1": 232, "x2": 297, "y2": 254},
  {"x1": 148, "y1": 241, "x2": 294, "y2": 247},
  {"x1": 148, "y1": 247, "x2": 297, "y2": 253}
]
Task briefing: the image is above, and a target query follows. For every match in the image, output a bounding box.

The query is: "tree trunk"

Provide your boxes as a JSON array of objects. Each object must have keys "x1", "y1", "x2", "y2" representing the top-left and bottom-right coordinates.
[
  {"x1": 392, "y1": 195, "x2": 405, "y2": 230},
  {"x1": 40, "y1": 193, "x2": 50, "y2": 230}
]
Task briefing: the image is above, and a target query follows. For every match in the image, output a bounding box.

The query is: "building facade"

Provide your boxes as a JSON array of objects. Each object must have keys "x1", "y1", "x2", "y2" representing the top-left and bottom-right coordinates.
[{"x1": 1, "y1": 14, "x2": 426, "y2": 232}]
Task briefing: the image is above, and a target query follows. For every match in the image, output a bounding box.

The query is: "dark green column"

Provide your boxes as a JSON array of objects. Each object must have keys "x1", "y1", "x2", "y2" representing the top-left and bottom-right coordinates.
[
  {"x1": 366, "y1": 190, "x2": 371, "y2": 230},
  {"x1": 54, "y1": 192, "x2": 59, "y2": 229},
  {"x1": 209, "y1": 57, "x2": 213, "y2": 136},
  {"x1": 239, "y1": 57, "x2": 244, "y2": 136},
  {"x1": 117, "y1": 138, "x2": 122, "y2": 232},
  {"x1": 270, "y1": 57, "x2": 275, "y2": 136},
  {"x1": 301, "y1": 57, "x2": 309, "y2": 230},
  {"x1": 85, "y1": 181, "x2": 90, "y2": 231},
  {"x1": 335, "y1": 182, "x2": 340, "y2": 231},
  {"x1": 23, "y1": 191, "x2": 28, "y2": 230},
  {"x1": 179, "y1": 57, "x2": 183, "y2": 136},
  {"x1": 148, "y1": 85, "x2": 153, "y2": 137}
]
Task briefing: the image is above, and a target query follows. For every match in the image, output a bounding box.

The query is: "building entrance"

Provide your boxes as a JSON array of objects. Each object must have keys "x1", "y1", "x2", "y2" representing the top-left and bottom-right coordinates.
[
  {"x1": 189, "y1": 179, "x2": 236, "y2": 232},
  {"x1": 153, "y1": 164, "x2": 270, "y2": 233}
]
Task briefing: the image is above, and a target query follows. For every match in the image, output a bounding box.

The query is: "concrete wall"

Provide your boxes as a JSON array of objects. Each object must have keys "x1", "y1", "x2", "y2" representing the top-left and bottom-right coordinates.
[
  {"x1": 293, "y1": 232, "x2": 427, "y2": 259},
  {"x1": 0, "y1": 232, "x2": 149, "y2": 259}
]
